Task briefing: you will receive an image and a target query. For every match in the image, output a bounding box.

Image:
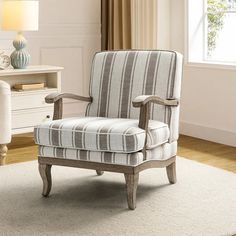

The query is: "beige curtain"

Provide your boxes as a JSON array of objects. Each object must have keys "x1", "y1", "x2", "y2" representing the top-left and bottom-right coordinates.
[
  {"x1": 131, "y1": 0, "x2": 158, "y2": 49},
  {"x1": 101, "y1": 0, "x2": 158, "y2": 50}
]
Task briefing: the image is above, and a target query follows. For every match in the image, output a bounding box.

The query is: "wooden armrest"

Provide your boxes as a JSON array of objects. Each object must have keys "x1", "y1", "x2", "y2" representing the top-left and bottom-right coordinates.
[
  {"x1": 45, "y1": 93, "x2": 92, "y2": 120},
  {"x1": 132, "y1": 95, "x2": 179, "y2": 139},
  {"x1": 132, "y1": 95, "x2": 179, "y2": 108},
  {"x1": 45, "y1": 92, "x2": 92, "y2": 104},
  {"x1": 132, "y1": 95, "x2": 179, "y2": 155}
]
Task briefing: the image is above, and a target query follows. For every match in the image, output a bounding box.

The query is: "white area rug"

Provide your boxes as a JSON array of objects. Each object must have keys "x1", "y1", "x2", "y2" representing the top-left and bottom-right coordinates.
[{"x1": 0, "y1": 157, "x2": 235, "y2": 236}]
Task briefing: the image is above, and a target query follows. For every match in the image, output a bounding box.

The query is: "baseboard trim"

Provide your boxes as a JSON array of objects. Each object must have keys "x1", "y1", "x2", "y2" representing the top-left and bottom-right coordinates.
[{"x1": 180, "y1": 121, "x2": 236, "y2": 147}]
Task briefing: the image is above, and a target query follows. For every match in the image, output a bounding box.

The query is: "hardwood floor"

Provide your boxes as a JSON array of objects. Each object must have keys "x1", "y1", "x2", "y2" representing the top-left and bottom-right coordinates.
[
  {"x1": 5, "y1": 133, "x2": 236, "y2": 173},
  {"x1": 6, "y1": 133, "x2": 38, "y2": 165},
  {"x1": 178, "y1": 135, "x2": 236, "y2": 173}
]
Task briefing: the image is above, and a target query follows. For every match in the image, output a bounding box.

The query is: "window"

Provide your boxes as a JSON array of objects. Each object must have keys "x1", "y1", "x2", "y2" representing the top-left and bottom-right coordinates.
[{"x1": 187, "y1": 0, "x2": 236, "y2": 65}]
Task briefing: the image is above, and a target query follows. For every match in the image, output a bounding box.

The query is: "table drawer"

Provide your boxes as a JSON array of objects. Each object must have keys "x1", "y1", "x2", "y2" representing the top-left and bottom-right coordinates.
[
  {"x1": 11, "y1": 89, "x2": 57, "y2": 111},
  {"x1": 12, "y1": 107, "x2": 53, "y2": 130}
]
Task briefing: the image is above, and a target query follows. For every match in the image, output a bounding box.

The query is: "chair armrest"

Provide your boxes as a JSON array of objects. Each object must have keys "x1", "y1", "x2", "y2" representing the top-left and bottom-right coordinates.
[
  {"x1": 45, "y1": 93, "x2": 92, "y2": 120},
  {"x1": 45, "y1": 92, "x2": 92, "y2": 104},
  {"x1": 132, "y1": 95, "x2": 179, "y2": 108},
  {"x1": 132, "y1": 95, "x2": 179, "y2": 131},
  {"x1": 132, "y1": 95, "x2": 180, "y2": 154}
]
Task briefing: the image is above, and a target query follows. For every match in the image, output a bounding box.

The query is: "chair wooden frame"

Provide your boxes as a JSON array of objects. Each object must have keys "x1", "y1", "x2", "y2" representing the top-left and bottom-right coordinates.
[{"x1": 38, "y1": 93, "x2": 178, "y2": 210}]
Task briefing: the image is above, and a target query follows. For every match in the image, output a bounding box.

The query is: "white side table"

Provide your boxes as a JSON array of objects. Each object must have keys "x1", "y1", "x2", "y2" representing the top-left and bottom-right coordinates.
[{"x1": 0, "y1": 65, "x2": 63, "y2": 164}]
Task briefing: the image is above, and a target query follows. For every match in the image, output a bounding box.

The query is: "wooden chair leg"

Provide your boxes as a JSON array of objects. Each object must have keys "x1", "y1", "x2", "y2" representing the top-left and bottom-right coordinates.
[
  {"x1": 39, "y1": 164, "x2": 52, "y2": 197},
  {"x1": 124, "y1": 173, "x2": 139, "y2": 210},
  {"x1": 96, "y1": 170, "x2": 104, "y2": 176},
  {"x1": 166, "y1": 161, "x2": 177, "y2": 184},
  {"x1": 0, "y1": 144, "x2": 8, "y2": 166}
]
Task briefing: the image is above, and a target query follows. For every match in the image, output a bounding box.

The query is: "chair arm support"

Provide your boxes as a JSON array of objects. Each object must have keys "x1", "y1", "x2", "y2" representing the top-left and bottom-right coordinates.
[
  {"x1": 132, "y1": 96, "x2": 179, "y2": 154},
  {"x1": 132, "y1": 95, "x2": 179, "y2": 108},
  {"x1": 45, "y1": 93, "x2": 92, "y2": 120},
  {"x1": 132, "y1": 95, "x2": 179, "y2": 131},
  {"x1": 45, "y1": 93, "x2": 92, "y2": 104}
]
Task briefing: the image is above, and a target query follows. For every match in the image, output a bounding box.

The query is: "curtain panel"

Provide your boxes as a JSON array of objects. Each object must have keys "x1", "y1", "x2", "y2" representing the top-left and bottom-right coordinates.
[{"x1": 101, "y1": 0, "x2": 158, "y2": 50}]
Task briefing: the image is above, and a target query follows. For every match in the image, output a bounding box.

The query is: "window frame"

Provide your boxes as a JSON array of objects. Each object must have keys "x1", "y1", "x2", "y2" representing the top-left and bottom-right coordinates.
[{"x1": 185, "y1": 0, "x2": 236, "y2": 69}]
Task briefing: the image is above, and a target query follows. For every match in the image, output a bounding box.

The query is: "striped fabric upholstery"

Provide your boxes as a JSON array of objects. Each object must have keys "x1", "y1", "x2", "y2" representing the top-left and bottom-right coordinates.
[
  {"x1": 86, "y1": 50, "x2": 183, "y2": 142},
  {"x1": 34, "y1": 117, "x2": 170, "y2": 153},
  {"x1": 38, "y1": 142, "x2": 177, "y2": 167}
]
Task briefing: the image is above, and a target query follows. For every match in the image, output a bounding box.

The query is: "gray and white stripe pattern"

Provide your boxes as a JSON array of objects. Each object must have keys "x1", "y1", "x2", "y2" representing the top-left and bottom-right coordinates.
[
  {"x1": 38, "y1": 141, "x2": 177, "y2": 167},
  {"x1": 34, "y1": 117, "x2": 169, "y2": 153},
  {"x1": 86, "y1": 50, "x2": 183, "y2": 142}
]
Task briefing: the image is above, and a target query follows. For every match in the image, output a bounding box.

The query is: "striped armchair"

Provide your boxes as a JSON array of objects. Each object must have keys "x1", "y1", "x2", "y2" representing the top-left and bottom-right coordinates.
[{"x1": 35, "y1": 50, "x2": 183, "y2": 210}]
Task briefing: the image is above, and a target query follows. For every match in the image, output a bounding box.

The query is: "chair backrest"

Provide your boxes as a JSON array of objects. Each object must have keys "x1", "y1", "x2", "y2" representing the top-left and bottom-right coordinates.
[{"x1": 86, "y1": 50, "x2": 183, "y2": 142}]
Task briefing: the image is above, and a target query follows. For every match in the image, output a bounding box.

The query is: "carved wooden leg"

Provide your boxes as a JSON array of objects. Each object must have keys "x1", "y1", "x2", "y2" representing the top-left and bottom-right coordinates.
[
  {"x1": 0, "y1": 144, "x2": 8, "y2": 166},
  {"x1": 39, "y1": 164, "x2": 52, "y2": 197},
  {"x1": 166, "y1": 161, "x2": 177, "y2": 184},
  {"x1": 124, "y1": 173, "x2": 139, "y2": 210},
  {"x1": 96, "y1": 170, "x2": 104, "y2": 176}
]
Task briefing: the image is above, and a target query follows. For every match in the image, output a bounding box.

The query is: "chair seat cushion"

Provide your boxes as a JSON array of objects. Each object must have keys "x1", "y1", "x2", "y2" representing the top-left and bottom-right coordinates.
[
  {"x1": 38, "y1": 142, "x2": 177, "y2": 166},
  {"x1": 34, "y1": 117, "x2": 169, "y2": 153}
]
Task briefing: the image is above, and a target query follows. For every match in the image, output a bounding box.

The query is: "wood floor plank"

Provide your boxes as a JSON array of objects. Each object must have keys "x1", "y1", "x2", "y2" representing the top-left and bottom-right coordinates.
[
  {"x1": 178, "y1": 135, "x2": 236, "y2": 173},
  {"x1": 5, "y1": 133, "x2": 236, "y2": 173}
]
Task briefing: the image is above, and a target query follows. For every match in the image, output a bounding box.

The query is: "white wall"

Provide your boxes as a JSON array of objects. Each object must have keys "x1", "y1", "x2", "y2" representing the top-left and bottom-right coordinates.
[
  {"x1": 170, "y1": 0, "x2": 236, "y2": 147},
  {"x1": 157, "y1": 0, "x2": 170, "y2": 49},
  {"x1": 0, "y1": 0, "x2": 101, "y2": 117}
]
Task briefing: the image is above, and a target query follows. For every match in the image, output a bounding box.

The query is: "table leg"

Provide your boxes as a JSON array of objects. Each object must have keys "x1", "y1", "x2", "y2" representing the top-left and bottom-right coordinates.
[{"x1": 0, "y1": 144, "x2": 8, "y2": 165}]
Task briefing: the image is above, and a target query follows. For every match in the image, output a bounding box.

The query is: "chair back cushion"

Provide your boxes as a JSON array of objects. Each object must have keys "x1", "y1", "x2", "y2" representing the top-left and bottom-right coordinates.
[{"x1": 86, "y1": 50, "x2": 183, "y2": 142}]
